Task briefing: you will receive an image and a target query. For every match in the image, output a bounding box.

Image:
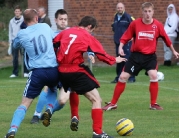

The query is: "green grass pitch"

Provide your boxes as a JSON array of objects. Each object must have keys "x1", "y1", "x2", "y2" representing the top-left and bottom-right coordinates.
[{"x1": 0, "y1": 65, "x2": 179, "y2": 138}]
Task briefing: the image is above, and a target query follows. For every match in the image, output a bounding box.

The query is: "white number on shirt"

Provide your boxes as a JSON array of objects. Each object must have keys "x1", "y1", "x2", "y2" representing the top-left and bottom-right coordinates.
[{"x1": 65, "y1": 34, "x2": 77, "y2": 54}]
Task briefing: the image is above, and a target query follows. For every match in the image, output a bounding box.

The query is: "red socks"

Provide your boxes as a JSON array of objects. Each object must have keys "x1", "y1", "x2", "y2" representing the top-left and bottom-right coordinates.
[
  {"x1": 91, "y1": 109, "x2": 103, "y2": 134},
  {"x1": 149, "y1": 82, "x2": 158, "y2": 105},
  {"x1": 70, "y1": 92, "x2": 79, "y2": 119},
  {"x1": 111, "y1": 82, "x2": 126, "y2": 104}
]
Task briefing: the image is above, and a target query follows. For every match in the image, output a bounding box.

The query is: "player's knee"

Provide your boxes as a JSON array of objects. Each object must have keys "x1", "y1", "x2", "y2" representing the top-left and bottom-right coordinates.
[
  {"x1": 92, "y1": 96, "x2": 102, "y2": 105},
  {"x1": 59, "y1": 98, "x2": 67, "y2": 105},
  {"x1": 119, "y1": 75, "x2": 128, "y2": 82},
  {"x1": 149, "y1": 73, "x2": 157, "y2": 80}
]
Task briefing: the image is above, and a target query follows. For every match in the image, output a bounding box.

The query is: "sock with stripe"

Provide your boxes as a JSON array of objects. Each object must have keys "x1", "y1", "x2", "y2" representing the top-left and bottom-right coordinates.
[{"x1": 8, "y1": 105, "x2": 27, "y2": 133}]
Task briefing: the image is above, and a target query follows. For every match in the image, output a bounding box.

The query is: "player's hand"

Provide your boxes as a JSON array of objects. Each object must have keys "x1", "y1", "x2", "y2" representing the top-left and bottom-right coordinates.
[
  {"x1": 173, "y1": 51, "x2": 179, "y2": 59},
  {"x1": 88, "y1": 55, "x2": 95, "y2": 63},
  {"x1": 115, "y1": 56, "x2": 127, "y2": 63},
  {"x1": 119, "y1": 46, "x2": 125, "y2": 56}
]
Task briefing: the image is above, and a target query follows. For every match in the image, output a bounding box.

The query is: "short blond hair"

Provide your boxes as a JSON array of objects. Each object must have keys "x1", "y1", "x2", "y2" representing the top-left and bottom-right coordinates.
[
  {"x1": 23, "y1": 9, "x2": 38, "y2": 23},
  {"x1": 141, "y1": 2, "x2": 154, "y2": 10}
]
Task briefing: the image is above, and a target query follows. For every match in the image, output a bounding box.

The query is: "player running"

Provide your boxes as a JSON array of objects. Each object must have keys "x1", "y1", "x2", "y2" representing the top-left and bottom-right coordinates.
[{"x1": 42, "y1": 16, "x2": 127, "y2": 138}]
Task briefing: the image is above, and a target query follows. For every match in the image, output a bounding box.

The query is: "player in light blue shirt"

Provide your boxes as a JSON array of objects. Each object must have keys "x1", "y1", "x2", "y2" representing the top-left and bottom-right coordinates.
[
  {"x1": 13, "y1": 20, "x2": 57, "y2": 70},
  {"x1": 29, "y1": 9, "x2": 81, "y2": 131},
  {"x1": 30, "y1": 9, "x2": 71, "y2": 125},
  {"x1": 5, "y1": 9, "x2": 60, "y2": 138}
]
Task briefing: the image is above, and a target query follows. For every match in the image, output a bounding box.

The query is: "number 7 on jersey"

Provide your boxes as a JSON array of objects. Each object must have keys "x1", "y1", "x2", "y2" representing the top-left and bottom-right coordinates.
[{"x1": 65, "y1": 34, "x2": 77, "y2": 54}]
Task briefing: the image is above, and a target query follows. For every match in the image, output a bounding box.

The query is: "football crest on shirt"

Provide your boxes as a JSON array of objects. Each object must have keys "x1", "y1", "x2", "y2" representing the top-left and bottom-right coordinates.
[
  {"x1": 138, "y1": 31, "x2": 155, "y2": 40},
  {"x1": 152, "y1": 24, "x2": 157, "y2": 29}
]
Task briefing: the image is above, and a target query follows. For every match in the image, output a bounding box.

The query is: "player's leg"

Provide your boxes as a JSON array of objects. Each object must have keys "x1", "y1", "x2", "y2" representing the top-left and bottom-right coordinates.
[
  {"x1": 144, "y1": 53, "x2": 163, "y2": 110},
  {"x1": 102, "y1": 71, "x2": 130, "y2": 111},
  {"x1": 5, "y1": 97, "x2": 33, "y2": 138},
  {"x1": 69, "y1": 92, "x2": 79, "y2": 131},
  {"x1": 40, "y1": 67, "x2": 60, "y2": 127},
  {"x1": 102, "y1": 53, "x2": 139, "y2": 111},
  {"x1": 124, "y1": 41, "x2": 136, "y2": 83},
  {"x1": 5, "y1": 70, "x2": 45, "y2": 137},
  {"x1": 148, "y1": 69, "x2": 163, "y2": 110},
  {"x1": 42, "y1": 86, "x2": 58, "y2": 127},
  {"x1": 84, "y1": 88, "x2": 114, "y2": 138},
  {"x1": 53, "y1": 87, "x2": 70, "y2": 113},
  {"x1": 30, "y1": 86, "x2": 48, "y2": 124}
]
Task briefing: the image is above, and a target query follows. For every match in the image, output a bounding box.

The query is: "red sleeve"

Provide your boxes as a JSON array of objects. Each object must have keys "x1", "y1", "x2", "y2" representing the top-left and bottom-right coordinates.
[
  {"x1": 53, "y1": 32, "x2": 62, "y2": 43},
  {"x1": 89, "y1": 36, "x2": 116, "y2": 65},
  {"x1": 120, "y1": 21, "x2": 135, "y2": 44},
  {"x1": 158, "y1": 23, "x2": 172, "y2": 47}
]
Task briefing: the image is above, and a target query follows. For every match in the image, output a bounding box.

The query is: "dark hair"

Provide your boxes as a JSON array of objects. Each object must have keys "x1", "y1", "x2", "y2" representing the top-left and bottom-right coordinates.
[
  {"x1": 23, "y1": 9, "x2": 38, "y2": 23},
  {"x1": 14, "y1": 5, "x2": 22, "y2": 11},
  {"x1": 55, "y1": 9, "x2": 68, "y2": 19},
  {"x1": 78, "y1": 16, "x2": 97, "y2": 29}
]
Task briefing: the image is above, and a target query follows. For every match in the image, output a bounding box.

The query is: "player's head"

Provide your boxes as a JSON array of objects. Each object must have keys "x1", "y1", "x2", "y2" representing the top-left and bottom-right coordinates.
[
  {"x1": 14, "y1": 5, "x2": 22, "y2": 18},
  {"x1": 38, "y1": 7, "x2": 46, "y2": 18},
  {"x1": 23, "y1": 9, "x2": 38, "y2": 25},
  {"x1": 141, "y1": 2, "x2": 154, "y2": 23},
  {"x1": 78, "y1": 16, "x2": 97, "y2": 33},
  {"x1": 116, "y1": 2, "x2": 125, "y2": 15},
  {"x1": 55, "y1": 9, "x2": 68, "y2": 30}
]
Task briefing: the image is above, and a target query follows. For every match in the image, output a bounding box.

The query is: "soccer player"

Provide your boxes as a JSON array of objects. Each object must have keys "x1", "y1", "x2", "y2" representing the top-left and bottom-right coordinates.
[
  {"x1": 102, "y1": 2, "x2": 179, "y2": 111},
  {"x1": 4, "y1": 9, "x2": 59, "y2": 138},
  {"x1": 42, "y1": 16, "x2": 127, "y2": 138},
  {"x1": 30, "y1": 9, "x2": 80, "y2": 131}
]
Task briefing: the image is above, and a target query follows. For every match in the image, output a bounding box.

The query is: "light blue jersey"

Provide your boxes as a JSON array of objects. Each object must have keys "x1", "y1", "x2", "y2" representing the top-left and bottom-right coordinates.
[
  {"x1": 13, "y1": 23, "x2": 58, "y2": 70},
  {"x1": 54, "y1": 30, "x2": 62, "y2": 37}
]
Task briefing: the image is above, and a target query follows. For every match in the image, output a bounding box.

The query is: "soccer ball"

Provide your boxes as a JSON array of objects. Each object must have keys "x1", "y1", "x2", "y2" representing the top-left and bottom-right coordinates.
[
  {"x1": 157, "y1": 71, "x2": 164, "y2": 81},
  {"x1": 116, "y1": 118, "x2": 134, "y2": 136}
]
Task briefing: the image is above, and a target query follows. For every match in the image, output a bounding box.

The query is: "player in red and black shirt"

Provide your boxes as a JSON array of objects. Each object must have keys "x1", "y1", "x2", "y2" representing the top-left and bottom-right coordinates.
[
  {"x1": 53, "y1": 16, "x2": 126, "y2": 138},
  {"x1": 103, "y1": 2, "x2": 179, "y2": 111}
]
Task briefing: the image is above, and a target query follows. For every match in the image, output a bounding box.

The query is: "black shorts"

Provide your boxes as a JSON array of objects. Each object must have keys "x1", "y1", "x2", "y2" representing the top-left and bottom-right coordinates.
[
  {"x1": 59, "y1": 64, "x2": 100, "y2": 95},
  {"x1": 124, "y1": 52, "x2": 158, "y2": 76}
]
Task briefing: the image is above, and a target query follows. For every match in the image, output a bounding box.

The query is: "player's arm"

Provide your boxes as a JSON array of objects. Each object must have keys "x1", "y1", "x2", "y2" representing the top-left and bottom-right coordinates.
[
  {"x1": 169, "y1": 44, "x2": 179, "y2": 59},
  {"x1": 53, "y1": 32, "x2": 62, "y2": 55},
  {"x1": 89, "y1": 37, "x2": 126, "y2": 65},
  {"x1": 87, "y1": 48, "x2": 95, "y2": 63},
  {"x1": 159, "y1": 24, "x2": 179, "y2": 59},
  {"x1": 118, "y1": 42, "x2": 125, "y2": 56},
  {"x1": 12, "y1": 35, "x2": 21, "y2": 49},
  {"x1": 119, "y1": 22, "x2": 134, "y2": 56}
]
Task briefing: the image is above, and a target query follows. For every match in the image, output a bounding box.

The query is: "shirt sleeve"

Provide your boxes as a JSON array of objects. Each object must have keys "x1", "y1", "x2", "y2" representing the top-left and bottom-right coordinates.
[
  {"x1": 12, "y1": 36, "x2": 21, "y2": 49},
  {"x1": 159, "y1": 23, "x2": 172, "y2": 47},
  {"x1": 120, "y1": 22, "x2": 135, "y2": 44},
  {"x1": 89, "y1": 36, "x2": 116, "y2": 65}
]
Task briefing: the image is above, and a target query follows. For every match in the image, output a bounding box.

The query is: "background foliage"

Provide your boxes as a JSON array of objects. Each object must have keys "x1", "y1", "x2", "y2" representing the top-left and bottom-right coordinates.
[{"x1": 0, "y1": 0, "x2": 27, "y2": 41}]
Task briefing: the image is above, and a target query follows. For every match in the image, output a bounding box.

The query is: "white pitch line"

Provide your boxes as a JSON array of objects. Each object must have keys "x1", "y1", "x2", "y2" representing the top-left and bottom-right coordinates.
[{"x1": 98, "y1": 80, "x2": 179, "y2": 91}]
